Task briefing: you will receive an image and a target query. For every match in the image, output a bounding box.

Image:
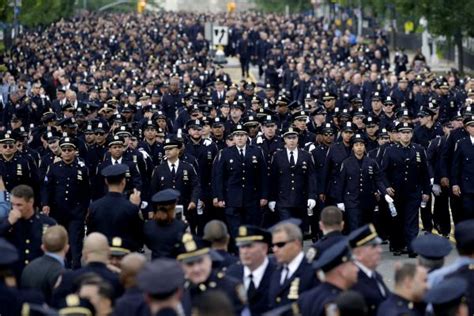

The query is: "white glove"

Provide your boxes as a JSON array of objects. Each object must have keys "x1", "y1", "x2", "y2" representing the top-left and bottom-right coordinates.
[
  {"x1": 256, "y1": 136, "x2": 263, "y2": 144},
  {"x1": 307, "y1": 199, "x2": 316, "y2": 211},
  {"x1": 337, "y1": 203, "x2": 345, "y2": 212},
  {"x1": 384, "y1": 194, "x2": 394, "y2": 204},
  {"x1": 268, "y1": 201, "x2": 276, "y2": 212},
  {"x1": 432, "y1": 184, "x2": 442, "y2": 196}
]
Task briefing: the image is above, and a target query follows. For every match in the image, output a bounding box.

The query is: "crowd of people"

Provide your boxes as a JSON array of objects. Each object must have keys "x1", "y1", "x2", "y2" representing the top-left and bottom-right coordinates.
[{"x1": 0, "y1": 9, "x2": 473, "y2": 316}]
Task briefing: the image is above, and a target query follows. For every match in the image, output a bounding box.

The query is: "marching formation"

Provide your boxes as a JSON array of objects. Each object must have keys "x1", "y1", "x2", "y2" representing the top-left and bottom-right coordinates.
[{"x1": 0, "y1": 10, "x2": 473, "y2": 316}]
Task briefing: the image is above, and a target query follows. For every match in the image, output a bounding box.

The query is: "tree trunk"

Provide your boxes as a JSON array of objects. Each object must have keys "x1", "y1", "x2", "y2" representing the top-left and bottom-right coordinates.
[{"x1": 455, "y1": 31, "x2": 464, "y2": 74}]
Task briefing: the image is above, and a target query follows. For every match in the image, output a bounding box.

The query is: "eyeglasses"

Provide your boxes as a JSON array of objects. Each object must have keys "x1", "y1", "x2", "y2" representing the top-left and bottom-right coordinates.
[
  {"x1": 272, "y1": 240, "x2": 294, "y2": 248},
  {"x1": 2, "y1": 144, "x2": 15, "y2": 149},
  {"x1": 323, "y1": 133, "x2": 334, "y2": 136}
]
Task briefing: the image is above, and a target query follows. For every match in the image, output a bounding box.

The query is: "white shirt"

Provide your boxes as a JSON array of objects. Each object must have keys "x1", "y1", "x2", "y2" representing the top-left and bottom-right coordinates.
[
  {"x1": 237, "y1": 146, "x2": 246, "y2": 157},
  {"x1": 286, "y1": 148, "x2": 298, "y2": 164},
  {"x1": 244, "y1": 257, "x2": 269, "y2": 290},
  {"x1": 167, "y1": 159, "x2": 180, "y2": 172},
  {"x1": 355, "y1": 261, "x2": 386, "y2": 297},
  {"x1": 112, "y1": 157, "x2": 123, "y2": 165},
  {"x1": 470, "y1": 136, "x2": 474, "y2": 145},
  {"x1": 284, "y1": 251, "x2": 304, "y2": 282}
]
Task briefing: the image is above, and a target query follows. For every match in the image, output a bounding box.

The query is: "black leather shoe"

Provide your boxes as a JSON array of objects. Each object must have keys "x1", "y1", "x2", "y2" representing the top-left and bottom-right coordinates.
[{"x1": 393, "y1": 250, "x2": 402, "y2": 256}]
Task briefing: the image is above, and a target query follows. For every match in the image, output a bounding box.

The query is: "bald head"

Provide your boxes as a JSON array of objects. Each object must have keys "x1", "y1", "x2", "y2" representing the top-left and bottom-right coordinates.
[
  {"x1": 83, "y1": 233, "x2": 110, "y2": 263},
  {"x1": 120, "y1": 253, "x2": 147, "y2": 288}
]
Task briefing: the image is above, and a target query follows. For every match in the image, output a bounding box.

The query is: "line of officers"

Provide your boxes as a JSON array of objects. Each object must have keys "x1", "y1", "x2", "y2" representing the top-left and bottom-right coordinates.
[
  {"x1": 2, "y1": 191, "x2": 473, "y2": 316},
  {"x1": 0, "y1": 101, "x2": 474, "y2": 270}
]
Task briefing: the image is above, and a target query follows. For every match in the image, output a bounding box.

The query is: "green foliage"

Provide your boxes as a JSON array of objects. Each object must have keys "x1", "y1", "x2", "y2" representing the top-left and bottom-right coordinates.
[
  {"x1": 0, "y1": 0, "x2": 75, "y2": 27},
  {"x1": 254, "y1": 0, "x2": 312, "y2": 13}
]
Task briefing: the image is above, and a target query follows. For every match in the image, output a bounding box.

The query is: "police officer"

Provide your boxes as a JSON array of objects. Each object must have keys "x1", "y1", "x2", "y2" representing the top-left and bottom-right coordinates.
[
  {"x1": 143, "y1": 189, "x2": 188, "y2": 259},
  {"x1": 0, "y1": 185, "x2": 56, "y2": 276},
  {"x1": 227, "y1": 225, "x2": 277, "y2": 316},
  {"x1": 138, "y1": 120, "x2": 164, "y2": 166},
  {"x1": 348, "y1": 224, "x2": 389, "y2": 316},
  {"x1": 411, "y1": 233, "x2": 452, "y2": 274},
  {"x1": 334, "y1": 134, "x2": 387, "y2": 232},
  {"x1": 184, "y1": 119, "x2": 219, "y2": 233},
  {"x1": 94, "y1": 135, "x2": 142, "y2": 200},
  {"x1": 214, "y1": 124, "x2": 269, "y2": 239},
  {"x1": 269, "y1": 127, "x2": 317, "y2": 228},
  {"x1": 87, "y1": 164, "x2": 144, "y2": 252},
  {"x1": 41, "y1": 136, "x2": 89, "y2": 269},
  {"x1": 424, "y1": 277, "x2": 469, "y2": 316},
  {"x1": 321, "y1": 122, "x2": 355, "y2": 206},
  {"x1": 0, "y1": 238, "x2": 22, "y2": 315},
  {"x1": 150, "y1": 137, "x2": 200, "y2": 234},
  {"x1": 381, "y1": 122, "x2": 431, "y2": 256},
  {"x1": 177, "y1": 233, "x2": 248, "y2": 316},
  {"x1": 376, "y1": 263, "x2": 428, "y2": 316},
  {"x1": 451, "y1": 115, "x2": 474, "y2": 220},
  {"x1": 0, "y1": 131, "x2": 40, "y2": 199},
  {"x1": 268, "y1": 221, "x2": 318, "y2": 309},
  {"x1": 298, "y1": 239, "x2": 358, "y2": 316}
]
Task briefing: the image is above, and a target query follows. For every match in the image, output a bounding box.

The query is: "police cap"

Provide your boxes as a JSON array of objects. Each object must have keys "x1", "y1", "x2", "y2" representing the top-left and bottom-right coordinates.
[
  {"x1": 424, "y1": 277, "x2": 467, "y2": 312},
  {"x1": 350, "y1": 133, "x2": 366, "y2": 146},
  {"x1": 101, "y1": 164, "x2": 129, "y2": 180},
  {"x1": 348, "y1": 224, "x2": 382, "y2": 248},
  {"x1": 235, "y1": 225, "x2": 272, "y2": 246},
  {"x1": 59, "y1": 137, "x2": 77, "y2": 149},
  {"x1": 137, "y1": 258, "x2": 185, "y2": 296},
  {"x1": 151, "y1": 189, "x2": 180, "y2": 205},
  {"x1": 411, "y1": 234, "x2": 452, "y2": 260},
  {"x1": 176, "y1": 233, "x2": 211, "y2": 263},
  {"x1": 454, "y1": 219, "x2": 474, "y2": 251}
]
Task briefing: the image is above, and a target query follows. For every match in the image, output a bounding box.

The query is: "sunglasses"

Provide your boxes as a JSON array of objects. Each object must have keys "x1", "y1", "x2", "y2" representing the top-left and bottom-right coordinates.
[
  {"x1": 2, "y1": 144, "x2": 15, "y2": 149},
  {"x1": 323, "y1": 133, "x2": 334, "y2": 136},
  {"x1": 384, "y1": 104, "x2": 394, "y2": 107},
  {"x1": 61, "y1": 148, "x2": 75, "y2": 152},
  {"x1": 272, "y1": 240, "x2": 294, "y2": 248},
  {"x1": 95, "y1": 132, "x2": 106, "y2": 136}
]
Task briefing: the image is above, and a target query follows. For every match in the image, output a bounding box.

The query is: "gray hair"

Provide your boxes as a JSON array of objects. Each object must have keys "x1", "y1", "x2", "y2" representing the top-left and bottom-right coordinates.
[{"x1": 272, "y1": 222, "x2": 303, "y2": 244}]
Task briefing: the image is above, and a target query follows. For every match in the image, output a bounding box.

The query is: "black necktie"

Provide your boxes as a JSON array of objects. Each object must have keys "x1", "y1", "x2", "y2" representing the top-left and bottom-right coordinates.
[
  {"x1": 289, "y1": 151, "x2": 295, "y2": 166},
  {"x1": 171, "y1": 164, "x2": 176, "y2": 177},
  {"x1": 248, "y1": 274, "x2": 256, "y2": 298},
  {"x1": 240, "y1": 149, "x2": 244, "y2": 158},
  {"x1": 280, "y1": 266, "x2": 289, "y2": 285}
]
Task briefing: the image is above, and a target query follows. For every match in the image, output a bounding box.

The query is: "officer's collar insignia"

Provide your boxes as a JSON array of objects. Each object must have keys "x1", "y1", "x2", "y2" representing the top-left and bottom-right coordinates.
[
  {"x1": 239, "y1": 226, "x2": 247, "y2": 237},
  {"x1": 112, "y1": 237, "x2": 122, "y2": 247},
  {"x1": 66, "y1": 294, "x2": 80, "y2": 307}
]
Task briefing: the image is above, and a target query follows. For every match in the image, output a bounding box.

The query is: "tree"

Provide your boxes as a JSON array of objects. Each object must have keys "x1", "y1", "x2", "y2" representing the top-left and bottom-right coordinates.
[
  {"x1": 254, "y1": 0, "x2": 312, "y2": 13},
  {"x1": 0, "y1": 0, "x2": 75, "y2": 27}
]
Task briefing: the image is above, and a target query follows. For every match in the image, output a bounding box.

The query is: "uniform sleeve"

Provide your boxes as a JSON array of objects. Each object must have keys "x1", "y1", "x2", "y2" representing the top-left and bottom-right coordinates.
[
  {"x1": 373, "y1": 161, "x2": 387, "y2": 195},
  {"x1": 41, "y1": 165, "x2": 54, "y2": 207},
  {"x1": 419, "y1": 148, "x2": 431, "y2": 195},
  {"x1": 335, "y1": 161, "x2": 347, "y2": 203},
  {"x1": 320, "y1": 147, "x2": 333, "y2": 195},
  {"x1": 214, "y1": 150, "x2": 226, "y2": 201},
  {"x1": 150, "y1": 166, "x2": 160, "y2": 196},
  {"x1": 130, "y1": 163, "x2": 143, "y2": 191},
  {"x1": 439, "y1": 134, "x2": 455, "y2": 179},
  {"x1": 257, "y1": 148, "x2": 269, "y2": 200},
  {"x1": 451, "y1": 140, "x2": 462, "y2": 187},
  {"x1": 189, "y1": 165, "x2": 201, "y2": 204},
  {"x1": 307, "y1": 154, "x2": 318, "y2": 199}
]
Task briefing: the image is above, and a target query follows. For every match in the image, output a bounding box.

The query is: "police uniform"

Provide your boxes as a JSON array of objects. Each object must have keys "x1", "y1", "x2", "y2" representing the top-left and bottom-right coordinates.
[
  {"x1": 0, "y1": 212, "x2": 56, "y2": 276},
  {"x1": 270, "y1": 127, "x2": 317, "y2": 226},
  {"x1": 150, "y1": 138, "x2": 200, "y2": 234},
  {"x1": 177, "y1": 233, "x2": 248, "y2": 316},
  {"x1": 0, "y1": 131, "x2": 40, "y2": 198},
  {"x1": 0, "y1": 238, "x2": 23, "y2": 316},
  {"x1": 214, "y1": 125, "x2": 269, "y2": 238},
  {"x1": 143, "y1": 189, "x2": 188, "y2": 259},
  {"x1": 298, "y1": 240, "x2": 353, "y2": 316},
  {"x1": 411, "y1": 233, "x2": 452, "y2": 273},
  {"x1": 321, "y1": 122, "x2": 354, "y2": 205},
  {"x1": 226, "y1": 225, "x2": 277, "y2": 316},
  {"x1": 381, "y1": 123, "x2": 431, "y2": 255},
  {"x1": 94, "y1": 135, "x2": 142, "y2": 200},
  {"x1": 334, "y1": 134, "x2": 387, "y2": 232},
  {"x1": 451, "y1": 116, "x2": 474, "y2": 220},
  {"x1": 376, "y1": 293, "x2": 424, "y2": 316},
  {"x1": 425, "y1": 277, "x2": 469, "y2": 316},
  {"x1": 41, "y1": 137, "x2": 89, "y2": 269},
  {"x1": 87, "y1": 164, "x2": 144, "y2": 252},
  {"x1": 348, "y1": 225, "x2": 389, "y2": 316}
]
